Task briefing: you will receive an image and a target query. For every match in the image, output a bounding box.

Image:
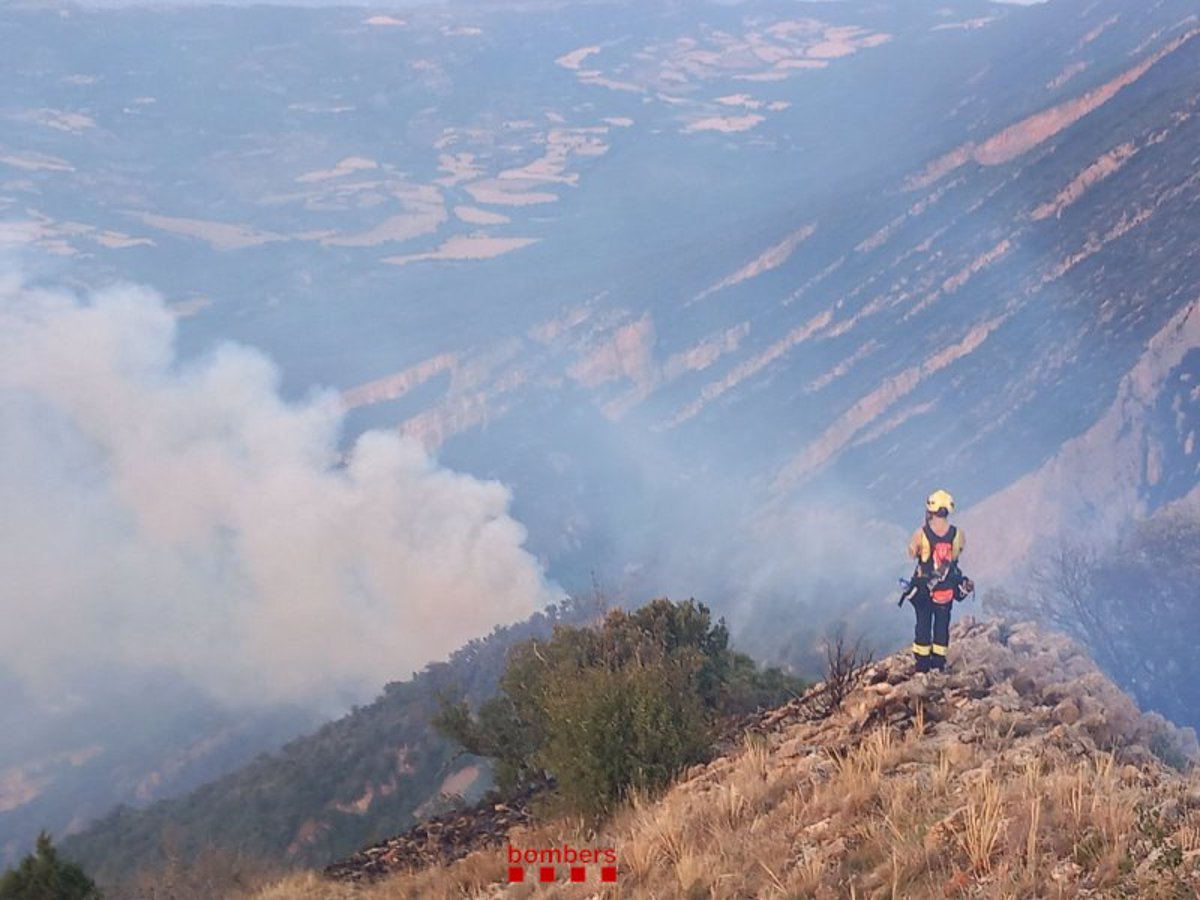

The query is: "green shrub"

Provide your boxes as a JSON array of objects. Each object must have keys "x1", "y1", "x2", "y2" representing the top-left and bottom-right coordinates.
[
  {"x1": 537, "y1": 654, "x2": 711, "y2": 818},
  {"x1": 435, "y1": 597, "x2": 804, "y2": 819},
  {"x1": 0, "y1": 832, "x2": 102, "y2": 900}
]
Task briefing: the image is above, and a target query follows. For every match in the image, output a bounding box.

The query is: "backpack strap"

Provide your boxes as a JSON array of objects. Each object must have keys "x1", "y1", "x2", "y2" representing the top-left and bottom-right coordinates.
[
  {"x1": 924, "y1": 524, "x2": 962, "y2": 556},
  {"x1": 917, "y1": 528, "x2": 932, "y2": 562},
  {"x1": 920, "y1": 523, "x2": 947, "y2": 559}
]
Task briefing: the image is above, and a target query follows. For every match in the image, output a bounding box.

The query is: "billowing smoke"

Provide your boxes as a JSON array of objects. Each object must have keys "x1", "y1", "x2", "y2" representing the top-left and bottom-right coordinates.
[{"x1": 0, "y1": 271, "x2": 558, "y2": 710}]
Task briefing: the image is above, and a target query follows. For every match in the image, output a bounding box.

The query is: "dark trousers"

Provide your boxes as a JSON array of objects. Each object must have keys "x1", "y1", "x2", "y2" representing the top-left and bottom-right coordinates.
[{"x1": 912, "y1": 589, "x2": 952, "y2": 671}]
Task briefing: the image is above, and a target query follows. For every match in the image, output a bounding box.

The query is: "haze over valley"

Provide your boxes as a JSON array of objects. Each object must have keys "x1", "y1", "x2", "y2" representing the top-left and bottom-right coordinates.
[{"x1": 2, "y1": 0, "x2": 1199, "y2": 872}]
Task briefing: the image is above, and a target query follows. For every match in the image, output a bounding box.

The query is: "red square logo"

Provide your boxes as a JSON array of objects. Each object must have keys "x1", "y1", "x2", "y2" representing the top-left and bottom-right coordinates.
[
  {"x1": 507, "y1": 866, "x2": 524, "y2": 883},
  {"x1": 601, "y1": 865, "x2": 618, "y2": 882},
  {"x1": 539, "y1": 866, "x2": 556, "y2": 883},
  {"x1": 570, "y1": 865, "x2": 586, "y2": 882}
]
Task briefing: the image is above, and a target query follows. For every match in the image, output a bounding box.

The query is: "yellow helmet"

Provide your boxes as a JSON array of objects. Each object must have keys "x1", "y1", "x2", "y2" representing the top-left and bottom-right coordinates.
[{"x1": 926, "y1": 489, "x2": 955, "y2": 516}]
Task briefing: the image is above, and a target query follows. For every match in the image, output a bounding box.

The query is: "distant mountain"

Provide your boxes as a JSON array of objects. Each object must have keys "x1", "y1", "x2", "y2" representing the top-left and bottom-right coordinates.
[
  {"x1": 0, "y1": 675, "x2": 318, "y2": 869},
  {"x1": 3, "y1": 0, "x2": 1195, "y2": 598},
  {"x1": 3, "y1": 0, "x2": 1199, "y2": 875},
  {"x1": 58, "y1": 597, "x2": 601, "y2": 885},
  {"x1": 964, "y1": 300, "x2": 1200, "y2": 585}
]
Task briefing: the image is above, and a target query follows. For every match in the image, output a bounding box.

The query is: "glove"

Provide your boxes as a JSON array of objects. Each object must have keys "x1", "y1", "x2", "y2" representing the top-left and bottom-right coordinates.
[{"x1": 960, "y1": 577, "x2": 974, "y2": 595}]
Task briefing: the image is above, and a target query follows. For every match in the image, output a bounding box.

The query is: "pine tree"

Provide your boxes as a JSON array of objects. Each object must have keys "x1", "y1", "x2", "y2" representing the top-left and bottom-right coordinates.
[{"x1": 0, "y1": 831, "x2": 102, "y2": 900}]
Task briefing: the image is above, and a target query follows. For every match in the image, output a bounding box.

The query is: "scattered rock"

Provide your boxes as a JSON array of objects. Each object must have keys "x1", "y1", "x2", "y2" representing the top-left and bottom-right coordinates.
[
  {"x1": 1008, "y1": 714, "x2": 1038, "y2": 738},
  {"x1": 1040, "y1": 683, "x2": 1070, "y2": 706},
  {"x1": 1011, "y1": 672, "x2": 1038, "y2": 699},
  {"x1": 945, "y1": 741, "x2": 975, "y2": 765},
  {"x1": 323, "y1": 618, "x2": 1200, "y2": 890},
  {"x1": 1051, "y1": 859, "x2": 1083, "y2": 882},
  {"x1": 804, "y1": 817, "x2": 832, "y2": 837},
  {"x1": 864, "y1": 666, "x2": 888, "y2": 685},
  {"x1": 924, "y1": 810, "x2": 960, "y2": 853},
  {"x1": 1054, "y1": 698, "x2": 1081, "y2": 726}
]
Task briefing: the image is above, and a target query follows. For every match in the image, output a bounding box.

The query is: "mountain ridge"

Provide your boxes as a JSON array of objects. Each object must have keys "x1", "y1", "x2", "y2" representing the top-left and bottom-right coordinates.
[{"x1": 305, "y1": 618, "x2": 1200, "y2": 899}]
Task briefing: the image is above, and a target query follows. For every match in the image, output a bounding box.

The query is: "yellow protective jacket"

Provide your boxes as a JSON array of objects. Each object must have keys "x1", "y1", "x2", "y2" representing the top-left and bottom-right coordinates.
[{"x1": 908, "y1": 523, "x2": 964, "y2": 578}]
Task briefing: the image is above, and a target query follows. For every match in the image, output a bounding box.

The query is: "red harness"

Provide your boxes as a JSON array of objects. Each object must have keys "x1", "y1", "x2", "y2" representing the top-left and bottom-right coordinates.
[{"x1": 923, "y1": 524, "x2": 958, "y2": 605}]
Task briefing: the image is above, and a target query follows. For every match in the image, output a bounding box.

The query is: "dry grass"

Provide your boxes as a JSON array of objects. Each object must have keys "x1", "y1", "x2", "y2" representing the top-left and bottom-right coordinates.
[
  {"x1": 104, "y1": 842, "x2": 283, "y2": 900},
  {"x1": 958, "y1": 778, "x2": 1004, "y2": 874},
  {"x1": 244, "y1": 719, "x2": 1200, "y2": 900},
  {"x1": 250, "y1": 873, "x2": 359, "y2": 900}
]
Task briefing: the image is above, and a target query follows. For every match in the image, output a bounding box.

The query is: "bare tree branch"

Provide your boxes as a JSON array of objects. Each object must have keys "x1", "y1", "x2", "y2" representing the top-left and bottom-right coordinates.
[{"x1": 816, "y1": 626, "x2": 873, "y2": 716}]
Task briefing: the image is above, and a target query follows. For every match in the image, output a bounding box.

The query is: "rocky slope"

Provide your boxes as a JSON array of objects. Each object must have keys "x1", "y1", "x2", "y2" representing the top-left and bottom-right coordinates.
[
  {"x1": 286, "y1": 619, "x2": 1200, "y2": 899},
  {"x1": 963, "y1": 300, "x2": 1200, "y2": 585},
  {"x1": 320, "y1": 778, "x2": 547, "y2": 886},
  {"x1": 58, "y1": 599, "x2": 602, "y2": 888},
  {"x1": 0, "y1": 685, "x2": 316, "y2": 869}
]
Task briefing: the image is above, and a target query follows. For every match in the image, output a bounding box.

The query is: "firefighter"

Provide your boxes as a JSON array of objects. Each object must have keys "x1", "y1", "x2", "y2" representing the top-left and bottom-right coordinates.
[{"x1": 904, "y1": 489, "x2": 974, "y2": 672}]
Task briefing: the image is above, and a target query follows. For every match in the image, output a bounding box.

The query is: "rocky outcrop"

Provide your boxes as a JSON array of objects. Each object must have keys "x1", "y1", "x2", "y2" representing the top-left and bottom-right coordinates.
[
  {"x1": 321, "y1": 619, "x2": 1200, "y2": 897},
  {"x1": 719, "y1": 617, "x2": 1198, "y2": 772}
]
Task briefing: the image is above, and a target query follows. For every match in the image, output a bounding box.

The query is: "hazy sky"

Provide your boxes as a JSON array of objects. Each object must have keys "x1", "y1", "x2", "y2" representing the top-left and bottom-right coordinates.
[
  {"x1": 68, "y1": 0, "x2": 1049, "y2": 7},
  {"x1": 73, "y1": 0, "x2": 437, "y2": 6}
]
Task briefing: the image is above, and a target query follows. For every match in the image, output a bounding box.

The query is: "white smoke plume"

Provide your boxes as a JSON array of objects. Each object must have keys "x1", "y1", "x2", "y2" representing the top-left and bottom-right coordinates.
[{"x1": 0, "y1": 272, "x2": 558, "y2": 710}]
